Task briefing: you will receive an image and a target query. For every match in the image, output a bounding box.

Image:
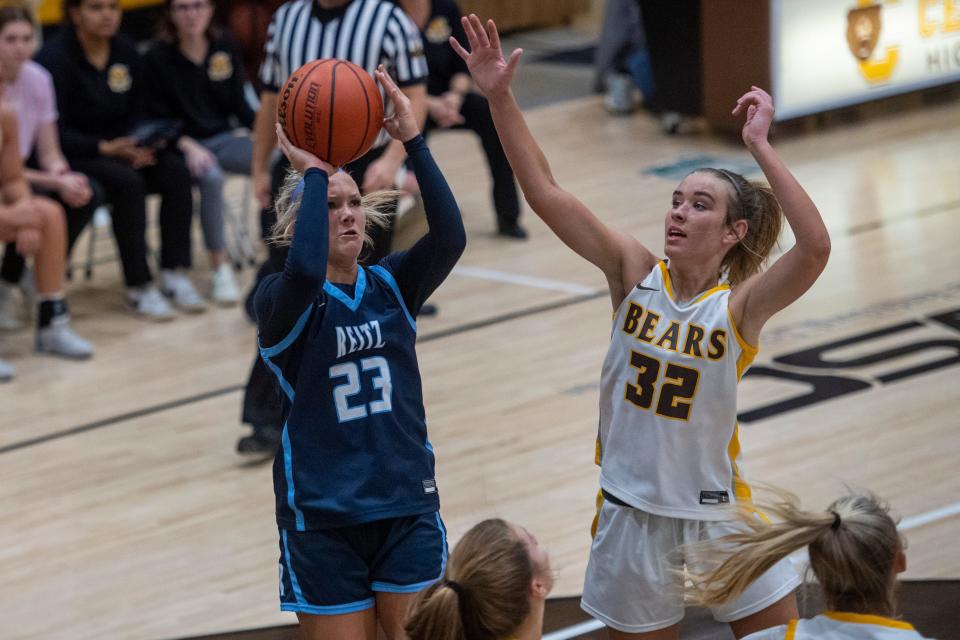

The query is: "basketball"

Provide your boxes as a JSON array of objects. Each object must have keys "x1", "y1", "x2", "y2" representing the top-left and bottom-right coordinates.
[{"x1": 277, "y1": 59, "x2": 384, "y2": 166}]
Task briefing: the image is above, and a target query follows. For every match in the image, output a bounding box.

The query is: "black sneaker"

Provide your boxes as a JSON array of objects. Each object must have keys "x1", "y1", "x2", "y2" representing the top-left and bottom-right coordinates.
[
  {"x1": 497, "y1": 224, "x2": 528, "y2": 240},
  {"x1": 237, "y1": 426, "x2": 281, "y2": 458},
  {"x1": 418, "y1": 303, "x2": 438, "y2": 317}
]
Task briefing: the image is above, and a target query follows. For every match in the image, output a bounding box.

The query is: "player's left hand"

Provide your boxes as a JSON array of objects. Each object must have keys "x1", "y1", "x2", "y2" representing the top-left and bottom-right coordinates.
[
  {"x1": 732, "y1": 86, "x2": 774, "y2": 149},
  {"x1": 376, "y1": 65, "x2": 420, "y2": 142}
]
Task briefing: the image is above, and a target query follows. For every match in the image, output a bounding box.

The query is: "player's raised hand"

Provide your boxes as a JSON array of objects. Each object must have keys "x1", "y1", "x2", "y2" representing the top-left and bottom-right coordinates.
[
  {"x1": 275, "y1": 124, "x2": 334, "y2": 175},
  {"x1": 449, "y1": 14, "x2": 521, "y2": 99},
  {"x1": 375, "y1": 65, "x2": 419, "y2": 142},
  {"x1": 732, "y1": 86, "x2": 775, "y2": 149}
]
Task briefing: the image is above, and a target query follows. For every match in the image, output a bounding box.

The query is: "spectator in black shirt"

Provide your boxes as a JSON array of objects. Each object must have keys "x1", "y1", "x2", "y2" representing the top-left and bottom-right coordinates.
[
  {"x1": 400, "y1": 0, "x2": 524, "y2": 239},
  {"x1": 36, "y1": 0, "x2": 204, "y2": 320},
  {"x1": 144, "y1": 0, "x2": 256, "y2": 306}
]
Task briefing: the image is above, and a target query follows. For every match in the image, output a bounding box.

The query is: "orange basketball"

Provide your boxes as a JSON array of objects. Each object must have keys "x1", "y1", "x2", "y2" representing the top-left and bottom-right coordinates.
[{"x1": 277, "y1": 59, "x2": 384, "y2": 167}]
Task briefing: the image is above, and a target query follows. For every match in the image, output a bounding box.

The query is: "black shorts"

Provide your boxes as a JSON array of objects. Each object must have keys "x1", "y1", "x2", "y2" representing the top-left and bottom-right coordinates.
[{"x1": 278, "y1": 511, "x2": 447, "y2": 615}]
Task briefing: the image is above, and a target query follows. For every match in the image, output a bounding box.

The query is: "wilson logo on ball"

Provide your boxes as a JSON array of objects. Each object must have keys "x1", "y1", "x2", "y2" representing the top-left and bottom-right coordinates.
[{"x1": 277, "y1": 59, "x2": 384, "y2": 166}]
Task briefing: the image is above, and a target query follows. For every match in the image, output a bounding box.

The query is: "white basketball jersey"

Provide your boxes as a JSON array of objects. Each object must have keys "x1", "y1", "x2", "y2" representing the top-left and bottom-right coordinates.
[
  {"x1": 743, "y1": 613, "x2": 930, "y2": 640},
  {"x1": 597, "y1": 261, "x2": 756, "y2": 520}
]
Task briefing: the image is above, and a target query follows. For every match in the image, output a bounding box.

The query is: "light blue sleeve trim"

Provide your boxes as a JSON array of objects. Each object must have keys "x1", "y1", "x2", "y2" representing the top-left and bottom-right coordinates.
[
  {"x1": 368, "y1": 265, "x2": 416, "y2": 331},
  {"x1": 262, "y1": 356, "x2": 295, "y2": 402},
  {"x1": 259, "y1": 306, "x2": 313, "y2": 357},
  {"x1": 323, "y1": 267, "x2": 366, "y2": 311},
  {"x1": 281, "y1": 424, "x2": 306, "y2": 531},
  {"x1": 281, "y1": 529, "x2": 307, "y2": 604},
  {"x1": 281, "y1": 598, "x2": 376, "y2": 615}
]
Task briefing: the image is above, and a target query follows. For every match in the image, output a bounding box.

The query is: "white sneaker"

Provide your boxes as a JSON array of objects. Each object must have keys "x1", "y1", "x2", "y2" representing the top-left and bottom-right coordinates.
[
  {"x1": 0, "y1": 358, "x2": 13, "y2": 381},
  {"x1": 161, "y1": 270, "x2": 207, "y2": 313},
  {"x1": 36, "y1": 317, "x2": 94, "y2": 360},
  {"x1": 0, "y1": 283, "x2": 22, "y2": 330},
  {"x1": 126, "y1": 286, "x2": 176, "y2": 321},
  {"x1": 210, "y1": 264, "x2": 239, "y2": 307}
]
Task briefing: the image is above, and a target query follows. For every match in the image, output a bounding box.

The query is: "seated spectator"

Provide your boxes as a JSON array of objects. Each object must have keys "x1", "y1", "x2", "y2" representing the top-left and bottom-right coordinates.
[
  {"x1": 0, "y1": 5, "x2": 103, "y2": 330},
  {"x1": 399, "y1": 0, "x2": 525, "y2": 239},
  {"x1": 0, "y1": 106, "x2": 92, "y2": 360},
  {"x1": 144, "y1": 0, "x2": 256, "y2": 305},
  {"x1": 36, "y1": 0, "x2": 204, "y2": 320},
  {"x1": 405, "y1": 518, "x2": 553, "y2": 640},
  {"x1": 686, "y1": 489, "x2": 931, "y2": 639}
]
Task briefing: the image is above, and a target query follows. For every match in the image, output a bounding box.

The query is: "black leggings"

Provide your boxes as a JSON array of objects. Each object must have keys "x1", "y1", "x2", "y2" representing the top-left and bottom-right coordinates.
[
  {"x1": 0, "y1": 180, "x2": 104, "y2": 284},
  {"x1": 70, "y1": 150, "x2": 193, "y2": 288}
]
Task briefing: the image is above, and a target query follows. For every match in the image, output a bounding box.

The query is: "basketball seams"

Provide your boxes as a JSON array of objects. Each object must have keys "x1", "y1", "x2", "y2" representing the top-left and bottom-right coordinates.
[
  {"x1": 328, "y1": 62, "x2": 341, "y2": 164},
  {"x1": 281, "y1": 59, "x2": 335, "y2": 151}
]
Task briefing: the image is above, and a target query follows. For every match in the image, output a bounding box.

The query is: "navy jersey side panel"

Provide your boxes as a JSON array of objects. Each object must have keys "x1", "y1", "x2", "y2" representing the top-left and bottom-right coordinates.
[{"x1": 264, "y1": 266, "x2": 439, "y2": 531}]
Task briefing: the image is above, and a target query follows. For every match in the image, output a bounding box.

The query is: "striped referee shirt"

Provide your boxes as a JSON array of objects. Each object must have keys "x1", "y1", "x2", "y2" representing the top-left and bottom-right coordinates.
[{"x1": 260, "y1": 0, "x2": 428, "y2": 149}]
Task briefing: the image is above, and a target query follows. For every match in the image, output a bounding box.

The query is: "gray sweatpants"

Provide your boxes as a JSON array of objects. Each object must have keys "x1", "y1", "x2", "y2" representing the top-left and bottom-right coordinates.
[{"x1": 195, "y1": 130, "x2": 254, "y2": 253}]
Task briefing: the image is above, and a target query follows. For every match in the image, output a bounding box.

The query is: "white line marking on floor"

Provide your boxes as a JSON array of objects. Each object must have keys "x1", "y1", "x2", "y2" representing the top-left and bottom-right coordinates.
[
  {"x1": 900, "y1": 501, "x2": 960, "y2": 531},
  {"x1": 542, "y1": 618, "x2": 605, "y2": 640},
  {"x1": 454, "y1": 266, "x2": 598, "y2": 295}
]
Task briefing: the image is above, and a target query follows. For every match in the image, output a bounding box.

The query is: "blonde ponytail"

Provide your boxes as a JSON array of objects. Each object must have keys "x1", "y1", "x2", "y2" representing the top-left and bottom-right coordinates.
[{"x1": 686, "y1": 490, "x2": 902, "y2": 616}]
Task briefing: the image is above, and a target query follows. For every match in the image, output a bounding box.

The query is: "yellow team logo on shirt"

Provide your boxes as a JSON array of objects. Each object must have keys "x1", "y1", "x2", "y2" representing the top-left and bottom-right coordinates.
[
  {"x1": 424, "y1": 16, "x2": 451, "y2": 44},
  {"x1": 107, "y1": 63, "x2": 132, "y2": 93},
  {"x1": 208, "y1": 51, "x2": 233, "y2": 82}
]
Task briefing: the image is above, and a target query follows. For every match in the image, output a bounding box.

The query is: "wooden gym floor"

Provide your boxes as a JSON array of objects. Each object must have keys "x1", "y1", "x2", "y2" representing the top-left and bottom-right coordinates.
[{"x1": 1, "y1": 91, "x2": 959, "y2": 639}]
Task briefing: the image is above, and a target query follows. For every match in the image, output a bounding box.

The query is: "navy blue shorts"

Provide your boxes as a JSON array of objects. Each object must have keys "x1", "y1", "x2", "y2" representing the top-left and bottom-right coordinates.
[{"x1": 278, "y1": 511, "x2": 448, "y2": 615}]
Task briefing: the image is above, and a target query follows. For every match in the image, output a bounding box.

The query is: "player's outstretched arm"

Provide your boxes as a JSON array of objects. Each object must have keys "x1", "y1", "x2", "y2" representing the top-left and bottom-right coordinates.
[
  {"x1": 450, "y1": 15, "x2": 656, "y2": 302},
  {"x1": 729, "y1": 87, "x2": 831, "y2": 344},
  {"x1": 255, "y1": 126, "x2": 337, "y2": 347},
  {"x1": 374, "y1": 67, "x2": 466, "y2": 314}
]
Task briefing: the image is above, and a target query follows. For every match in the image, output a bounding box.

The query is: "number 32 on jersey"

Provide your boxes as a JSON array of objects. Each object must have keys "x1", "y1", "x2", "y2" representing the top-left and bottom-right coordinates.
[{"x1": 625, "y1": 351, "x2": 700, "y2": 420}]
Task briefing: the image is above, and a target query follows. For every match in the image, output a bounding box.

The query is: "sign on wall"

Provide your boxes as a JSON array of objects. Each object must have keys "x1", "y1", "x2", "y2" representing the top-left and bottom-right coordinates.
[{"x1": 772, "y1": 0, "x2": 960, "y2": 119}]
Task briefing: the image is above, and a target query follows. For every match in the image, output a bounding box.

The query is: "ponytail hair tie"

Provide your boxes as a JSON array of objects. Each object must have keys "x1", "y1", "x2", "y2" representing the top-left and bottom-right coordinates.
[
  {"x1": 829, "y1": 510, "x2": 842, "y2": 531},
  {"x1": 445, "y1": 579, "x2": 465, "y2": 597}
]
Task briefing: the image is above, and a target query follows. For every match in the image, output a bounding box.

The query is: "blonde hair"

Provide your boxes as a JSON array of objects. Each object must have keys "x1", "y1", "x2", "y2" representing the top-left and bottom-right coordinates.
[
  {"x1": 405, "y1": 519, "x2": 535, "y2": 640},
  {"x1": 694, "y1": 168, "x2": 784, "y2": 286},
  {"x1": 686, "y1": 489, "x2": 903, "y2": 616},
  {"x1": 268, "y1": 169, "x2": 396, "y2": 252}
]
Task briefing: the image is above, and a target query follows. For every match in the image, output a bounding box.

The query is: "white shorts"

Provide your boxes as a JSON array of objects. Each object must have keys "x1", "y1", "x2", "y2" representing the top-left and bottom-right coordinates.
[{"x1": 581, "y1": 499, "x2": 801, "y2": 634}]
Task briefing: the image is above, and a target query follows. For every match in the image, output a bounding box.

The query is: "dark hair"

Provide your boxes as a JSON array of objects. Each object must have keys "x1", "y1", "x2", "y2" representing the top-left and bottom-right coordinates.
[
  {"x1": 156, "y1": 0, "x2": 219, "y2": 44},
  {"x1": 694, "y1": 168, "x2": 784, "y2": 286},
  {"x1": 62, "y1": 0, "x2": 117, "y2": 27},
  {"x1": 0, "y1": 4, "x2": 36, "y2": 33},
  {"x1": 405, "y1": 519, "x2": 535, "y2": 640}
]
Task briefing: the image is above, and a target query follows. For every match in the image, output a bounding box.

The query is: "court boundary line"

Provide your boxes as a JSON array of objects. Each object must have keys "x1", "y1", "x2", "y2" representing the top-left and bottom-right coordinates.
[
  {"x1": 0, "y1": 291, "x2": 606, "y2": 456},
  {"x1": 453, "y1": 266, "x2": 599, "y2": 295}
]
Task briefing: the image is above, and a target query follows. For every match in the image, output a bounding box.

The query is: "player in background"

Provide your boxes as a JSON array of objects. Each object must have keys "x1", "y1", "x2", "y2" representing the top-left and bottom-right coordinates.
[
  {"x1": 452, "y1": 15, "x2": 831, "y2": 639},
  {"x1": 686, "y1": 489, "x2": 932, "y2": 640},
  {"x1": 256, "y1": 67, "x2": 464, "y2": 640}
]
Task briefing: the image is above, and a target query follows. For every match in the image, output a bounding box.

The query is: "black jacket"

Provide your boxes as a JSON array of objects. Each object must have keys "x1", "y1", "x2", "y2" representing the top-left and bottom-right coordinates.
[
  {"x1": 143, "y1": 31, "x2": 255, "y2": 140},
  {"x1": 35, "y1": 28, "x2": 146, "y2": 159}
]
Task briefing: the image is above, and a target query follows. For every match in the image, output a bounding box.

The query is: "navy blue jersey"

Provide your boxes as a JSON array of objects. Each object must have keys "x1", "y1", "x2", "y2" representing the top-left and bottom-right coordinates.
[
  {"x1": 261, "y1": 266, "x2": 438, "y2": 530},
  {"x1": 255, "y1": 135, "x2": 465, "y2": 532}
]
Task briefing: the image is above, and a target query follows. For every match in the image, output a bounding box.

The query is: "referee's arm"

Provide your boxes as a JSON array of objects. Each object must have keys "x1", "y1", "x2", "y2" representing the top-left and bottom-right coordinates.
[{"x1": 251, "y1": 90, "x2": 279, "y2": 209}]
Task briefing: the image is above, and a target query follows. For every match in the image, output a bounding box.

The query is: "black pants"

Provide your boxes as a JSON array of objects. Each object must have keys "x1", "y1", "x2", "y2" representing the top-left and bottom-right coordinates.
[
  {"x1": 70, "y1": 150, "x2": 193, "y2": 288},
  {"x1": 424, "y1": 92, "x2": 520, "y2": 229},
  {"x1": 241, "y1": 144, "x2": 394, "y2": 432},
  {"x1": 0, "y1": 180, "x2": 104, "y2": 284}
]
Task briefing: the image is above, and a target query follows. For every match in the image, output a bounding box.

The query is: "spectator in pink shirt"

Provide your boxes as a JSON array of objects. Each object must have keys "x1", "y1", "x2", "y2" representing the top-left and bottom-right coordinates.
[{"x1": 0, "y1": 5, "x2": 103, "y2": 330}]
